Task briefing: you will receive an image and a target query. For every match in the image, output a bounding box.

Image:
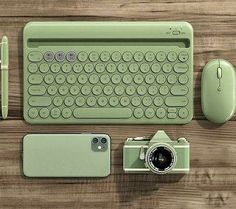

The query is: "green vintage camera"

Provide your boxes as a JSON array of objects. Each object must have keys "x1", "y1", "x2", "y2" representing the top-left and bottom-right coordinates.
[{"x1": 123, "y1": 130, "x2": 190, "y2": 174}]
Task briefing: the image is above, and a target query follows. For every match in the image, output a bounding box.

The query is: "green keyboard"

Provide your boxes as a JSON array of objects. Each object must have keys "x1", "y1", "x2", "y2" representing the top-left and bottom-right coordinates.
[{"x1": 23, "y1": 22, "x2": 193, "y2": 124}]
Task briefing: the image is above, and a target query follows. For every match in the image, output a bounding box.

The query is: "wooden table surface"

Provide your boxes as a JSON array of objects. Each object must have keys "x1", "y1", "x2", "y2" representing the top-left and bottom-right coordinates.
[{"x1": 0, "y1": 0, "x2": 236, "y2": 208}]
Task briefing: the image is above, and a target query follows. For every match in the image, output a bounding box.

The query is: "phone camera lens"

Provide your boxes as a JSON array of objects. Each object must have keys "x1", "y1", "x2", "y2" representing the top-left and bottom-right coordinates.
[
  {"x1": 92, "y1": 138, "x2": 98, "y2": 143},
  {"x1": 101, "y1": 138, "x2": 107, "y2": 144}
]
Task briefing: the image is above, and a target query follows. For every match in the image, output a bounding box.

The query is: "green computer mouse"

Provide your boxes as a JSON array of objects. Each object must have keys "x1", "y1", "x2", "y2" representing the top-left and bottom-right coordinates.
[{"x1": 201, "y1": 59, "x2": 236, "y2": 123}]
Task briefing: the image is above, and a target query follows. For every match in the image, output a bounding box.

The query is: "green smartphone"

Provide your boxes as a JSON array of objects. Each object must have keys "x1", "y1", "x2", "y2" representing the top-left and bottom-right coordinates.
[{"x1": 23, "y1": 133, "x2": 111, "y2": 177}]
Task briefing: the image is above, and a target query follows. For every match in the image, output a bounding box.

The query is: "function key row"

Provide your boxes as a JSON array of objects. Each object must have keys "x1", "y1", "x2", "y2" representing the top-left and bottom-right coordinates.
[{"x1": 28, "y1": 51, "x2": 189, "y2": 63}]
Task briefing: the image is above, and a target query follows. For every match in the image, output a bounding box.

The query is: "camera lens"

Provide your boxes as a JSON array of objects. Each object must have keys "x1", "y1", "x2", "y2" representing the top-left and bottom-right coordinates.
[
  {"x1": 100, "y1": 138, "x2": 107, "y2": 144},
  {"x1": 149, "y1": 147, "x2": 173, "y2": 171},
  {"x1": 92, "y1": 138, "x2": 98, "y2": 143}
]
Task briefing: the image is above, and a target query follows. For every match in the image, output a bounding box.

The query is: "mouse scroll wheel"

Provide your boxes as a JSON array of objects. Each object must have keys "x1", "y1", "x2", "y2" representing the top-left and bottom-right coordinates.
[{"x1": 217, "y1": 67, "x2": 222, "y2": 79}]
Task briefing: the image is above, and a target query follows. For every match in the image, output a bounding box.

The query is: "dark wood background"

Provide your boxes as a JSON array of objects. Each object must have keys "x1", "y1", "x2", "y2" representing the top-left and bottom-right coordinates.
[{"x1": 0, "y1": 0, "x2": 236, "y2": 208}]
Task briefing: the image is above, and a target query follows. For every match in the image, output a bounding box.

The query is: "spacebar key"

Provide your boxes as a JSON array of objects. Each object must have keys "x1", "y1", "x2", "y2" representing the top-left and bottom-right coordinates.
[{"x1": 73, "y1": 108, "x2": 132, "y2": 119}]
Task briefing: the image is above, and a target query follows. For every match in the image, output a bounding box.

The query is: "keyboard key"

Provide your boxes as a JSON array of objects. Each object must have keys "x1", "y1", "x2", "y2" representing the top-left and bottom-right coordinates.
[
  {"x1": 100, "y1": 51, "x2": 110, "y2": 62},
  {"x1": 39, "y1": 108, "x2": 49, "y2": 118},
  {"x1": 78, "y1": 51, "x2": 88, "y2": 62},
  {"x1": 134, "y1": 51, "x2": 144, "y2": 62},
  {"x1": 162, "y1": 63, "x2": 172, "y2": 73},
  {"x1": 89, "y1": 74, "x2": 99, "y2": 84},
  {"x1": 70, "y1": 86, "x2": 80, "y2": 95},
  {"x1": 145, "y1": 108, "x2": 155, "y2": 118},
  {"x1": 58, "y1": 85, "x2": 69, "y2": 95},
  {"x1": 159, "y1": 85, "x2": 169, "y2": 96},
  {"x1": 28, "y1": 63, "x2": 38, "y2": 73},
  {"x1": 73, "y1": 63, "x2": 83, "y2": 73},
  {"x1": 145, "y1": 51, "x2": 155, "y2": 62},
  {"x1": 118, "y1": 63, "x2": 128, "y2": 73},
  {"x1": 170, "y1": 85, "x2": 188, "y2": 96},
  {"x1": 92, "y1": 86, "x2": 102, "y2": 95},
  {"x1": 140, "y1": 63, "x2": 150, "y2": 73},
  {"x1": 145, "y1": 74, "x2": 155, "y2": 84},
  {"x1": 129, "y1": 63, "x2": 139, "y2": 73},
  {"x1": 167, "y1": 74, "x2": 177, "y2": 84},
  {"x1": 89, "y1": 51, "x2": 99, "y2": 62},
  {"x1": 64, "y1": 97, "x2": 74, "y2": 107},
  {"x1": 100, "y1": 74, "x2": 110, "y2": 84},
  {"x1": 66, "y1": 74, "x2": 76, "y2": 84},
  {"x1": 178, "y1": 74, "x2": 189, "y2": 84},
  {"x1": 44, "y1": 51, "x2": 54, "y2": 62},
  {"x1": 109, "y1": 97, "x2": 119, "y2": 106},
  {"x1": 142, "y1": 97, "x2": 152, "y2": 106},
  {"x1": 156, "y1": 51, "x2": 166, "y2": 62},
  {"x1": 75, "y1": 97, "x2": 85, "y2": 106},
  {"x1": 55, "y1": 74, "x2": 65, "y2": 84},
  {"x1": 47, "y1": 86, "x2": 57, "y2": 95},
  {"x1": 167, "y1": 51, "x2": 177, "y2": 62},
  {"x1": 123, "y1": 51, "x2": 132, "y2": 62},
  {"x1": 28, "y1": 108, "x2": 38, "y2": 119},
  {"x1": 133, "y1": 108, "x2": 144, "y2": 119},
  {"x1": 178, "y1": 108, "x2": 189, "y2": 118},
  {"x1": 148, "y1": 86, "x2": 158, "y2": 95},
  {"x1": 122, "y1": 74, "x2": 132, "y2": 84},
  {"x1": 29, "y1": 96, "x2": 52, "y2": 107},
  {"x1": 81, "y1": 86, "x2": 91, "y2": 96},
  {"x1": 156, "y1": 74, "x2": 166, "y2": 84},
  {"x1": 73, "y1": 108, "x2": 132, "y2": 119},
  {"x1": 126, "y1": 86, "x2": 135, "y2": 95},
  {"x1": 44, "y1": 74, "x2": 54, "y2": 84},
  {"x1": 179, "y1": 51, "x2": 189, "y2": 62},
  {"x1": 28, "y1": 74, "x2": 43, "y2": 84},
  {"x1": 168, "y1": 108, "x2": 177, "y2": 113},
  {"x1": 86, "y1": 97, "x2": 97, "y2": 106},
  {"x1": 51, "y1": 108, "x2": 61, "y2": 119},
  {"x1": 95, "y1": 63, "x2": 105, "y2": 73},
  {"x1": 50, "y1": 63, "x2": 60, "y2": 73},
  {"x1": 111, "y1": 51, "x2": 121, "y2": 62},
  {"x1": 120, "y1": 97, "x2": 130, "y2": 106},
  {"x1": 66, "y1": 51, "x2": 76, "y2": 62},
  {"x1": 55, "y1": 51, "x2": 65, "y2": 62},
  {"x1": 28, "y1": 85, "x2": 46, "y2": 96},
  {"x1": 174, "y1": 63, "x2": 188, "y2": 73},
  {"x1": 39, "y1": 63, "x2": 49, "y2": 73},
  {"x1": 134, "y1": 74, "x2": 143, "y2": 84},
  {"x1": 103, "y1": 86, "x2": 113, "y2": 95},
  {"x1": 106, "y1": 63, "x2": 116, "y2": 73},
  {"x1": 137, "y1": 86, "x2": 147, "y2": 95},
  {"x1": 151, "y1": 63, "x2": 161, "y2": 73},
  {"x1": 62, "y1": 63, "x2": 72, "y2": 73},
  {"x1": 156, "y1": 108, "x2": 166, "y2": 118},
  {"x1": 97, "y1": 97, "x2": 108, "y2": 106},
  {"x1": 62, "y1": 108, "x2": 72, "y2": 118},
  {"x1": 53, "y1": 97, "x2": 63, "y2": 107},
  {"x1": 78, "y1": 74, "x2": 88, "y2": 84},
  {"x1": 165, "y1": 96, "x2": 188, "y2": 107},
  {"x1": 168, "y1": 113, "x2": 177, "y2": 119},
  {"x1": 131, "y1": 97, "x2": 141, "y2": 107},
  {"x1": 28, "y1": 51, "x2": 43, "y2": 62},
  {"x1": 154, "y1": 97, "x2": 164, "y2": 106},
  {"x1": 84, "y1": 63, "x2": 94, "y2": 73},
  {"x1": 111, "y1": 74, "x2": 121, "y2": 84},
  {"x1": 114, "y1": 86, "x2": 124, "y2": 95}
]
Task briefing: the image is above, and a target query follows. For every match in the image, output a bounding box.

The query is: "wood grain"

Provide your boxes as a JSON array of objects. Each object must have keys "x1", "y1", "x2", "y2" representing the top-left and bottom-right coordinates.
[{"x1": 0, "y1": 0, "x2": 236, "y2": 208}]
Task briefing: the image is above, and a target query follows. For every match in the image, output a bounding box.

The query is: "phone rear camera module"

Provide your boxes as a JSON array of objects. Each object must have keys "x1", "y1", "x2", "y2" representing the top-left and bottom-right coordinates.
[
  {"x1": 101, "y1": 138, "x2": 107, "y2": 144},
  {"x1": 92, "y1": 138, "x2": 99, "y2": 144}
]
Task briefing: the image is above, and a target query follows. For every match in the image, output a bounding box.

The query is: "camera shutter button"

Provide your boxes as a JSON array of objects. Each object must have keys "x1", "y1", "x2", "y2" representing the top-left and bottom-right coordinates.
[{"x1": 177, "y1": 138, "x2": 187, "y2": 143}]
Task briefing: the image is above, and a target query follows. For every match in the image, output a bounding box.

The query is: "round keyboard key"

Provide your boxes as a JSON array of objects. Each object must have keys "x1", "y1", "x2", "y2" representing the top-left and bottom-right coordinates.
[
  {"x1": 53, "y1": 97, "x2": 63, "y2": 107},
  {"x1": 156, "y1": 74, "x2": 166, "y2": 84},
  {"x1": 156, "y1": 51, "x2": 166, "y2": 62},
  {"x1": 39, "y1": 63, "x2": 49, "y2": 73},
  {"x1": 131, "y1": 97, "x2": 141, "y2": 107},
  {"x1": 134, "y1": 74, "x2": 144, "y2": 84},
  {"x1": 123, "y1": 51, "x2": 132, "y2": 62},
  {"x1": 156, "y1": 108, "x2": 166, "y2": 118},
  {"x1": 28, "y1": 108, "x2": 38, "y2": 119},
  {"x1": 162, "y1": 63, "x2": 172, "y2": 73},
  {"x1": 103, "y1": 86, "x2": 113, "y2": 96},
  {"x1": 148, "y1": 86, "x2": 158, "y2": 95},
  {"x1": 62, "y1": 63, "x2": 72, "y2": 73},
  {"x1": 55, "y1": 74, "x2": 65, "y2": 84},
  {"x1": 106, "y1": 63, "x2": 116, "y2": 73},
  {"x1": 89, "y1": 51, "x2": 99, "y2": 62},
  {"x1": 122, "y1": 74, "x2": 132, "y2": 84},
  {"x1": 47, "y1": 86, "x2": 57, "y2": 95},
  {"x1": 178, "y1": 108, "x2": 189, "y2": 119},
  {"x1": 133, "y1": 108, "x2": 144, "y2": 119},
  {"x1": 62, "y1": 108, "x2": 72, "y2": 119},
  {"x1": 55, "y1": 51, "x2": 65, "y2": 62},
  {"x1": 87, "y1": 97, "x2": 96, "y2": 106},
  {"x1": 109, "y1": 97, "x2": 119, "y2": 106},
  {"x1": 84, "y1": 63, "x2": 94, "y2": 73},
  {"x1": 126, "y1": 86, "x2": 135, "y2": 96},
  {"x1": 51, "y1": 108, "x2": 61, "y2": 119},
  {"x1": 76, "y1": 97, "x2": 85, "y2": 106},
  {"x1": 118, "y1": 63, "x2": 128, "y2": 73},
  {"x1": 140, "y1": 63, "x2": 150, "y2": 73},
  {"x1": 137, "y1": 86, "x2": 147, "y2": 95},
  {"x1": 58, "y1": 85, "x2": 69, "y2": 95},
  {"x1": 70, "y1": 86, "x2": 80, "y2": 95},
  {"x1": 95, "y1": 63, "x2": 105, "y2": 73},
  {"x1": 145, "y1": 51, "x2": 155, "y2": 62},
  {"x1": 178, "y1": 74, "x2": 189, "y2": 84},
  {"x1": 92, "y1": 86, "x2": 102, "y2": 95},
  {"x1": 81, "y1": 86, "x2": 91, "y2": 96},
  {"x1": 111, "y1": 51, "x2": 121, "y2": 62},
  {"x1": 39, "y1": 108, "x2": 49, "y2": 119},
  {"x1": 78, "y1": 51, "x2": 88, "y2": 62},
  {"x1": 78, "y1": 74, "x2": 88, "y2": 84},
  {"x1": 120, "y1": 97, "x2": 130, "y2": 106},
  {"x1": 66, "y1": 51, "x2": 76, "y2": 62},
  {"x1": 65, "y1": 97, "x2": 74, "y2": 107},
  {"x1": 89, "y1": 74, "x2": 99, "y2": 84},
  {"x1": 167, "y1": 74, "x2": 177, "y2": 84},
  {"x1": 134, "y1": 51, "x2": 144, "y2": 62},
  {"x1": 100, "y1": 51, "x2": 110, "y2": 62},
  {"x1": 28, "y1": 63, "x2": 38, "y2": 73},
  {"x1": 44, "y1": 74, "x2": 54, "y2": 84},
  {"x1": 145, "y1": 74, "x2": 155, "y2": 84},
  {"x1": 179, "y1": 51, "x2": 189, "y2": 62},
  {"x1": 67, "y1": 74, "x2": 76, "y2": 84},
  {"x1": 151, "y1": 63, "x2": 161, "y2": 73},
  {"x1": 142, "y1": 97, "x2": 152, "y2": 106},
  {"x1": 73, "y1": 63, "x2": 83, "y2": 73},
  {"x1": 111, "y1": 74, "x2": 121, "y2": 84},
  {"x1": 114, "y1": 86, "x2": 124, "y2": 95},
  {"x1": 129, "y1": 63, "x2": 139, "y2": 73},
  {"x1": 154, "y1": 97, "x2": 164, "y2": 106},
  {"x1": 159, "y1": 85, "x2": 169, "y2": 96},
  {"x1": 145, "y1": 108, "x2": 155, "y2": 118},
  {"x1": 98, "y1": 97, "x2": 108, "y2": 106},
  {"x1": 100, "y1": 74, "x2": 110, "y2": 84},
  {"x1": 50, "y1": 63, "x2": 60, "y2": 73},
  {"x1": 167, "y1": 51, "x2": 177, "y2": 62},
  {"x1": 44, "y1": 51, "x2": 54, "y2": 62}
]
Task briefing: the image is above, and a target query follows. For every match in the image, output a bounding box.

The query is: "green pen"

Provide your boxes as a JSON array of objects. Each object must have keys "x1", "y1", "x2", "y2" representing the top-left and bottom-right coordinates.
[{"x1": 1, "y1": 36, "x2": 8, "y2": 119}]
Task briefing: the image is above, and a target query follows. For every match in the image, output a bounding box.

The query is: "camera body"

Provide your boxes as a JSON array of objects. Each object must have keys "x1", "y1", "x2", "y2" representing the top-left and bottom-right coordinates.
[{"x1": 123, "y1": 130, "x2": 190, "y2": 174}]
